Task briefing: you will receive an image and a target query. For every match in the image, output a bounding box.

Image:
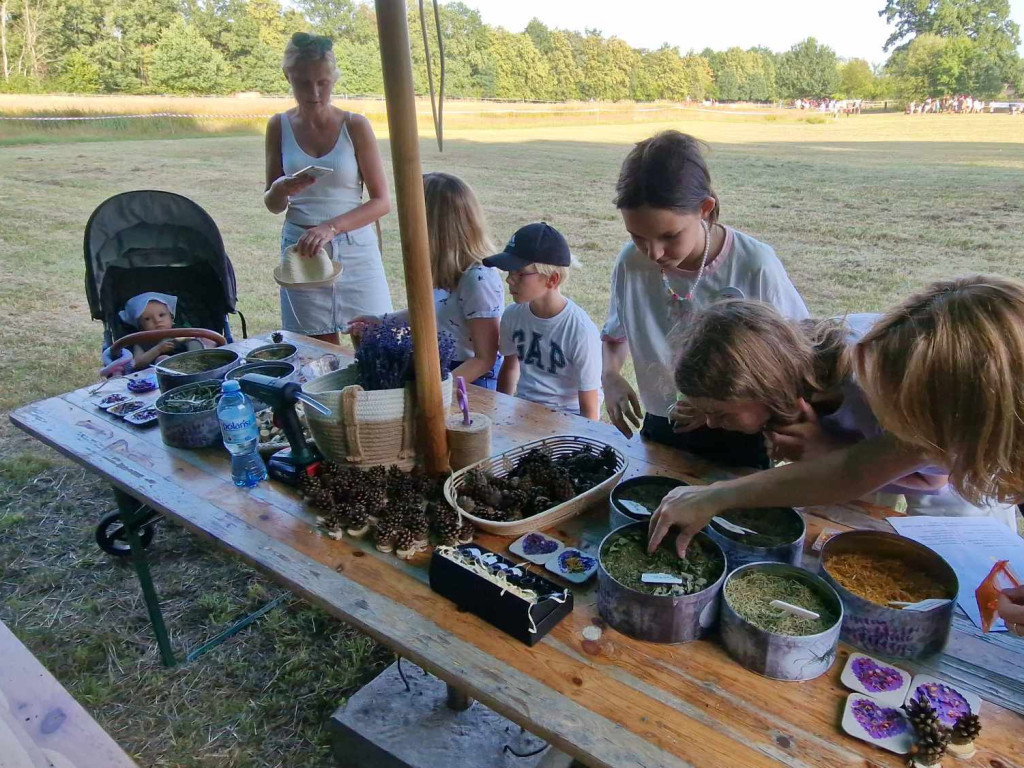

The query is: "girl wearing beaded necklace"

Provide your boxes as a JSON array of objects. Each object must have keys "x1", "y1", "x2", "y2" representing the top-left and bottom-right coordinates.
[{"x1": 601, "y1": 131, "x2": 809, "y2": 467}]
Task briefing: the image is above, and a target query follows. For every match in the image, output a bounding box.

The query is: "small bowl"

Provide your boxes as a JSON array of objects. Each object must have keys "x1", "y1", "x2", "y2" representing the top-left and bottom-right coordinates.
[
  {"x1": 156, "y1": 348, "x2": 240, "y2": 392},
  {"x1": 246, "y1": 343, "x2": 298, "y2": 365}
]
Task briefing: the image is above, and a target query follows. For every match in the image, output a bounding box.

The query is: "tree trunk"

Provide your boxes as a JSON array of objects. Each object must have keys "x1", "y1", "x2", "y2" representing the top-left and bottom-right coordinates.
[{"x1": 1, "y1": 0, "x2": 9, "y2": 82}]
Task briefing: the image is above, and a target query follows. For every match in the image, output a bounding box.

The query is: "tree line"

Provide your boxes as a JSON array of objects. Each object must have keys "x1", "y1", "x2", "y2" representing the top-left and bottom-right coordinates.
[{"x1": 1, "y1": 0, "x2": 1020, "y2": 101}]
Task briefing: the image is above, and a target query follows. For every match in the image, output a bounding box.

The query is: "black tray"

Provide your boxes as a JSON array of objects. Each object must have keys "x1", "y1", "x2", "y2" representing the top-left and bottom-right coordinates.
[{"x1": 429, "y1": 544, "x2": 573, "y2": 646}]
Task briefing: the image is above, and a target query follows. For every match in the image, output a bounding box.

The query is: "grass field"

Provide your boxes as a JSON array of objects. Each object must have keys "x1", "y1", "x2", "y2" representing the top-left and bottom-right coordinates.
[{"x1": 2, "y1": 103, "x2": 1024, "y2": 766}]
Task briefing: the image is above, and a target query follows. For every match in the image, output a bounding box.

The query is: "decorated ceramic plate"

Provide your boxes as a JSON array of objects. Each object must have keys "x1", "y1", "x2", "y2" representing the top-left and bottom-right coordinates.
[
  {"x1": 124, "y1": 405, "x2": 159, "y2": 427},
  {"x1": 509, "y1": 532, "x2": 565, "y2": 565},
  {"x1": 106, "y1": 399, "x2": 146, "y2": 417},
  {"x1": 95, "y1": 392, "x2": 132, "y2": 409},
  {"x1": 840, "y1": 653, "x2": 912, "y2": 707},
  {"x1": 904, "y1": 675, "x2": 981, "y2": 726},
  {"x1": 840, "y1": 693, "x2": 914, "y2": 755},
  {"x1": 545, "y1": 547, "x2": 598, "y2": 584}
]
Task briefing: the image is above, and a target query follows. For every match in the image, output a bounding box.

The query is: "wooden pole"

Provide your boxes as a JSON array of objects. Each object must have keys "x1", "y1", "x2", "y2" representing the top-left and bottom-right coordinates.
[{"x1": 375, "y1": 0, "x2": 449, "y2": 475}]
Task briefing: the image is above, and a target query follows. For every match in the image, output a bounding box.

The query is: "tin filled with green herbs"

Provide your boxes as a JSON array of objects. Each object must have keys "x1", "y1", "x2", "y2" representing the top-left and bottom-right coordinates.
[
  {"x1": 597, "y1": 522, "x2": 726, "y2": 644},
  {"x1": 705, "y1": 506, "x2": 806, "y2": 574},
  {"x1": 720, "y1": 562, "x2": 843, "y2": 681}
]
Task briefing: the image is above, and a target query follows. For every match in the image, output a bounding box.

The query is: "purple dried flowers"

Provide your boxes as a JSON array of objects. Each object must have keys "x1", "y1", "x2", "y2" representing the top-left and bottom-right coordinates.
[
  {"x1": 913, "y1": 683, "x2": 970, "y2": 726},
  {"x1": 522, "y1": 533, "x2": 558, "y2": 555},
  {"x1": 852, "y1": 657, "x2": 904, "y2": 693},
  {"x1": 355, "y1": 316, "x2": 456, "y2": 391},
  {"x1": 851, "y1": 698, "x2": 907, "y2": 739}
]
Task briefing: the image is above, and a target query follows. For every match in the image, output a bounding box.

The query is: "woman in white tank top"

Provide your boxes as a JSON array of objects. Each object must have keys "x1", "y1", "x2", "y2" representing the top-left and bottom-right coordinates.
[{"x1": 263, "y1": 33, "x2": 393, "y2": 343}]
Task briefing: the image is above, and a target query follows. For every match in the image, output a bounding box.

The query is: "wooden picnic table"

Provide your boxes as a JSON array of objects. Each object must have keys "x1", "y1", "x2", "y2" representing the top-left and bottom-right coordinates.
[
  {"x1": 10, "y1": 332, "x2": 1024, "y2": 768},
  {"x1": 0, "y1": 619, "x2": 138, "y2": 767}
]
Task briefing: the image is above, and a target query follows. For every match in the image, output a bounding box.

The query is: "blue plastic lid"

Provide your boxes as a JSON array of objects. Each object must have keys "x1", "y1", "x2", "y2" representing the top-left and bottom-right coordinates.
[{"x1": 221, "y1": 379, "x2": 241, "y2": 392}]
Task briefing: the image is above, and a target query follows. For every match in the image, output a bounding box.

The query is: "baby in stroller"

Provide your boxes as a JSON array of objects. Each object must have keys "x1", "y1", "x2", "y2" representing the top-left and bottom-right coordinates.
[{"x1": 120, "y1": 292, "x2": 208, "y2": 369}]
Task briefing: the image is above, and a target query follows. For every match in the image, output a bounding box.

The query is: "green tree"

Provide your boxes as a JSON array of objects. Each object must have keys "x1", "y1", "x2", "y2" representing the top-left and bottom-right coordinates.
[
  {"x1": 409, "y1": 2, "x2": 494, "y2": 98},
  {"x1": 57, "y1": 48, "x2": 100, "y2": 91},
  {"x1": 706, "y1": 47, "x2": 776, "y2": 101},
  {"x1": 776, "y1": 37, "x2": 840, "y2": 98},
  {"x1": 488, "y1": 27, "x2": 549, "y2": 100},
  {"x1": 524, "y1": 17, "x2": 551, "y2": 55},
  {"x1": 149, "y1": 18, "x2": 232, "y2": 94},
  {"x1": 545, "y1": 29, "x2": 580, "y2": 100},
  {"x1": 838, "y1": 58, "x2": 876, "y2": 98}
]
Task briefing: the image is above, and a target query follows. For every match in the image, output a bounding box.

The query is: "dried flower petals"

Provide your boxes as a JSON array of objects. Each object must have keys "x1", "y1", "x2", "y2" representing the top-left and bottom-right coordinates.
[
  {"x1": 852, "y1": 657, "x2": 904, "y2": 693},
  {"x1": 912, "y1": 683, "x2": 970, "y2": 726},
  {"x1": 522, "y1": 533, "x2": 558, "y2": 555},
  {"x1": 852, "y1": 698, "x2": 908, "y2": 739}
]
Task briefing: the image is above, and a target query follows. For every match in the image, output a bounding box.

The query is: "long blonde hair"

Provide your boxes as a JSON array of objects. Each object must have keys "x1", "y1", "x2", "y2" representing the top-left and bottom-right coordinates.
[
  {"x1": 855, "y1": 275, "x2": 1024, "y2": 504},
  {"x1": 423, "y1": 172, "x2": 494, "y2": 292},
  {"x1": 673, "y1": 301, "x2": 849, "y2": 426}
]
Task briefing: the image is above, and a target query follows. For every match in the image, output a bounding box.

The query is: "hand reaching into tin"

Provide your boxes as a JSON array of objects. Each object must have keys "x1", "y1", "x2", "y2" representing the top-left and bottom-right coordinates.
[
  {"x1": 997, "y1": 586, "x2": 1024, "y2": 637},
  {"x1": 648, "y1": 484, "x2": 723, "y2": 558}
]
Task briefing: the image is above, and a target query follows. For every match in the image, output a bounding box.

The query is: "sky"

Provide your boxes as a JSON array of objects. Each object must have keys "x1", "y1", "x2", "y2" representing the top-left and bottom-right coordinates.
[{"x1": 463, "y1": 0, "x2": 1024, "y2": 66}]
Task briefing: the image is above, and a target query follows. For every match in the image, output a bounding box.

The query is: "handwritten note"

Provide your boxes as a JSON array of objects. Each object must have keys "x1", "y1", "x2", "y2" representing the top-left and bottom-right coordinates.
[{"x1": 889, "y1": 516, "x2": 1024, "y2": 631}]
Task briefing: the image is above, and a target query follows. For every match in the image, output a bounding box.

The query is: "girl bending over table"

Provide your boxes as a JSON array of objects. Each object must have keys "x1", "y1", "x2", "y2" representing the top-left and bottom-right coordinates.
[
  {"x1": 649, "y1": 275, "x2": 1024, "y2": 558},
  {"x1": 601, "y1": 130, "x2": 808, "y2": 468}
]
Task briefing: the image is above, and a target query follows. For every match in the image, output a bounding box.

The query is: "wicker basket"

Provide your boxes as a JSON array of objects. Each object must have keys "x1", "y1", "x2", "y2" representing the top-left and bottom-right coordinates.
[
  {"x1": 444, "y1": 435, "x2": 628, "y2": 536},
  {"x1": 303, "y1": 365, "x2": 453, "y2": 469}
]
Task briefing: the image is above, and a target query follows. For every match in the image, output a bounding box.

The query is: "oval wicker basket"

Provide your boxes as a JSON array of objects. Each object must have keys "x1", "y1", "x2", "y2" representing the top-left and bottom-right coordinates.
[
  {"x1": 444, "y1": 435, "x2": 628, "y2": 536},
  {"x1": 304, "y1": 364, "x2": 453, "y2": 469}
]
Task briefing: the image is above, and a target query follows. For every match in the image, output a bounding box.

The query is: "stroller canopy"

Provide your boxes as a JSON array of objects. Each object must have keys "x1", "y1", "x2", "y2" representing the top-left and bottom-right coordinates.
[{"x1": 84, "y1": 191, "x2": 238, "y2": 334}]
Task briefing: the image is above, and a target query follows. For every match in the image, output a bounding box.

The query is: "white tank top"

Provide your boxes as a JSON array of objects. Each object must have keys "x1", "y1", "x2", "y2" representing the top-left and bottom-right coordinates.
[{"x1": 281, "y1": 112, "x2": 365, "y2": 226}]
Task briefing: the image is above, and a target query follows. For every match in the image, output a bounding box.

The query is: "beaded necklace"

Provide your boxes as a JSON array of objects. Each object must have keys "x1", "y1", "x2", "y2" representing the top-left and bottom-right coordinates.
[{"x1": 661, "y1": 219, "x2": 713, "y2": 306}]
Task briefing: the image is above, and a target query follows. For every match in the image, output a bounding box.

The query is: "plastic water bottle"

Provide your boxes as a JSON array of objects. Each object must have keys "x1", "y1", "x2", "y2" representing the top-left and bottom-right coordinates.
[{"x1": 217, "y1": 379, "x2": 268, "y2": 487}]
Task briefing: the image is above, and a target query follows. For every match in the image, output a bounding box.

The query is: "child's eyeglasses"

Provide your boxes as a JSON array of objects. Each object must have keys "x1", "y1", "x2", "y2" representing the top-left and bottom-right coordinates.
[{"x1": 508, "y1": 269, "x2": 541, "y2": 281}]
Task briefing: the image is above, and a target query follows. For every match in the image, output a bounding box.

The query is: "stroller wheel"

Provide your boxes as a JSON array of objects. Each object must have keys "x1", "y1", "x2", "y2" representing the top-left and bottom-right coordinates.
[{"x1": 95, "y1": 510, "x2": 155, "y2": 557}]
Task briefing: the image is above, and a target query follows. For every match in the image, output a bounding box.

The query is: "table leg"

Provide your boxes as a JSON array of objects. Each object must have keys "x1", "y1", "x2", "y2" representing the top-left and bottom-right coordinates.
[
  {"x1": 123, "y1": 507, "x2": 177, "y2": 667},
  {"x1": 445, "y1": 684, "x2": 473, "y2": 711}
]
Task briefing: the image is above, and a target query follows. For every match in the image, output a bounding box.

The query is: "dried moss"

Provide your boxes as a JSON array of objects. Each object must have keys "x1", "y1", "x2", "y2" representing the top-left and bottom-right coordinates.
[
  {"x1": 724, "y1": 570, "x2": 837, "y2": 635},
  {"x1": 601, "y1": 527, "x2": 723, "y2": 596},
  {"x1": 712, "y1": 507, "x2": 803, "y2": 548}
]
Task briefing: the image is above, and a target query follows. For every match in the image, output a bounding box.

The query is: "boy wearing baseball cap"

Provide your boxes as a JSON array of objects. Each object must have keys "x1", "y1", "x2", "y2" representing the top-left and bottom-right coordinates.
[{"x1": 484, "y1": 223, "x2": 602, "y2": 419}]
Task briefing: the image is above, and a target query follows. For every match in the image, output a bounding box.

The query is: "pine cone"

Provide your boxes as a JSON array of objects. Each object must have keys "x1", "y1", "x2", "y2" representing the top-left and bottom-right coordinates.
[
  {"x1": 363, "y1": 485, "x2": 389, "y2": 516},
  {"x1": 500, "y1": 489, "x2": 529, "y2": 513},
  {"x1": 298, "y1": 473, "x2": 322, "y2": 499},
  {"x1": 457, "y1": 495, "x2": 477, "y2": 513},
  {"x1": 457, "y1": 520, "x2": 475, "y2": 544},
  {"x1": 404, "y1": 509, "x2": 430, "y2": 542},
  {"x1": 346, "y1": 504, "x2": 370, "y2": 537},
  {"x1": 308, "y1": 486, "x2": 335, "y2": 511},
  {"x1": 524, "y1": 495, "x2": 553, "y2": 517},
  {"x1": 394, "y1": 527, "x2": 420, "y2": 559},
  {"x1": 907, "y1": 697, "x2": 941, "y2": 733},
  {"x1": 549, "y1": 470, "x2": 575, "y2": 502},
  {"x1": 951, "y1": 713, "x2": 981, "y2": 745},
  {"x1": 375, "y1": 512, "x2": 402, "y2": 552},
  {"x1": 463, "y1": 469, "x2": 490, "y2": 492}
]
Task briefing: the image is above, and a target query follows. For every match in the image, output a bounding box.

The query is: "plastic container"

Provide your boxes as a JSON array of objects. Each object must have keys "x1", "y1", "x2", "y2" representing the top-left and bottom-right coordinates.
[
  {"x1": 597, "y1": 523, "x2": 726, "y2": 644},
  {"x1": 217, "y1": 379, "x2": 267, "y2": 487},
  {"x1": 705, "y1": 507, "x2": 806, "y2": 574},
  {"x1": 245, "y1": 343, "x2": 298, "y2": 365},
  {"x1": 820, "y1": 531, "x2": 957, "y2": 659},
  {"x1": 719, "y1": 562, "x2": 843, "y2": 681}
]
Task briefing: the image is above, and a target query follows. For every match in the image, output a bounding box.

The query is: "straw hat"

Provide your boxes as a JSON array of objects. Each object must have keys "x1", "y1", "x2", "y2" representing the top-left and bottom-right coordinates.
[{"x1": 274, "y1": 245, "x2": 342, "y2": 289}]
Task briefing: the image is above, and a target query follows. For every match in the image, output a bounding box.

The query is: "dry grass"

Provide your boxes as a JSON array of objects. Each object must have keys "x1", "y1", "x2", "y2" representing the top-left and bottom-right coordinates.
[{"x1": 2, "y1": 110, "x2": 1024, "y2": 766}]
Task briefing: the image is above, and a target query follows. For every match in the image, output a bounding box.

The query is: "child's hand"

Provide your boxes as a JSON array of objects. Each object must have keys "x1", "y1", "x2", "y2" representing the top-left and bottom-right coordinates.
[
  {"x1": 668, "y1": 398, "x2": 705, "y2": 433},
  {"x1": 647, "y1": 484, "x2": 723, "y2": 557},
  {"x1": 156, "y1": 339, "x2": 179, "y2": 356},
  {"x1": 603, "y1": 372, "x2": 643, "y2": 438},
  {"x1": 998, "y1": 586, "x2": 1024, "y2": 637},
  {"x1": 764, "y1": 399, "x2": 841, "y2": 462}
]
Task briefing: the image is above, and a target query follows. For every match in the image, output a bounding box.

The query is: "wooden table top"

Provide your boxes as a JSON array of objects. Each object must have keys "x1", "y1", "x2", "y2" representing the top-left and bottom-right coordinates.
[
  {"x1": 0, "y1": 619, "x2": 138, "y2": 767},
  {"x1": 10, "y1": 332, "x2": 1024, "y2": 768}
]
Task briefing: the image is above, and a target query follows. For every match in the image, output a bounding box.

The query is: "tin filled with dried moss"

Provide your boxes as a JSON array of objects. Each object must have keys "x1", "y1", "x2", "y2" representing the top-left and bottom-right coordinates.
[
  {"x1": 596, "y1": 522, "x2": 727, "y2": 644},
  {"x1": 720, "y1": 562, "x2": 843, "y2": 681},
  {"x1": 706, "y1": 506, "x2": 806, "y2": 574}
]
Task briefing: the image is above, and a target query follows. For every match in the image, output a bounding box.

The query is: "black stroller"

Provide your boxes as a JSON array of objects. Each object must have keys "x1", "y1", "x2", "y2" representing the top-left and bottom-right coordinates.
[{"x1": 85, "y1": 190, "x2": 247, "y2": 556}]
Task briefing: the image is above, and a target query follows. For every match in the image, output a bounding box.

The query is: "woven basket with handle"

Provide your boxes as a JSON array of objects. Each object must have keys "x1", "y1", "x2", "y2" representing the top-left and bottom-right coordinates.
[
  {"x1": 444, "y1": 435, "x2": 627, "y2": 536},
  {"x1": 304, "y1": 364, "x2": 453, "y2": 469}
]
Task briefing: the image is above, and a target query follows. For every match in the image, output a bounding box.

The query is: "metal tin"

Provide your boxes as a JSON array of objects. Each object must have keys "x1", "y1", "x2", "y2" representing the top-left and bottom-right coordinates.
[
  {"x1": 155, "y1": 379, "x2": 223, "y2": 449},
  {"x1": 226, "y1": 362, "x2": 297, "y2": 411},
  {"x1": 245, "y1": 343, "x2": 299, "y2": 366},
  {"x1": 597, "y1": 523, "x2": 726, "y2": 644},
  {"x1": 720, "y1": 562, "x2": 843, "y2": 681},
  {"x1": 820, "y1": 531, "x2": 958, "y2": 659},
  {"x1": 705, "y1": 507, "x2": 806, "y2": 574},
  {"x1": 156, "y1": 349, "x2": 240, "y2": 392},
  {"x1": 609, "y1": 475, "x2": 686, "y2": 530}
]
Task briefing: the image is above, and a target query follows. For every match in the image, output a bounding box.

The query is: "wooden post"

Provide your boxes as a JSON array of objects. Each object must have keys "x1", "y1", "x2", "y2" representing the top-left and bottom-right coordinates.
[{"x1": 375, "y1": 0, "x2": 449, "y2": 475}]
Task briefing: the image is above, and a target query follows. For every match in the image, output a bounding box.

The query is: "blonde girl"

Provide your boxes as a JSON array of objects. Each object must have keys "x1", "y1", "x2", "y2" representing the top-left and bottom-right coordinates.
[
  {"x1": 649, "y1": 276, "x2": 1024, "y2": 563},
  {"x1": 351, "y1": 172, "x2": 504, "y2": 387}
]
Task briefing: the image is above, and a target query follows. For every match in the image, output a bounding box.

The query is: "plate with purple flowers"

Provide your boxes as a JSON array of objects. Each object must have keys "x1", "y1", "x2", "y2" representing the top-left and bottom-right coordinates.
[
  {"x1": 545, "y1": 547, "x2": 598, "y2": 584},
  {"x1": 509, "y1": 532, "x2": 565, "y2": 565},
  {"x1": 905, "y1": 675, "x2": 980, "y2": 726},
  {"x1": 840, "y1": 653, "x2": 912, "y2": 707},
  {"x1": 841, "y1": 693, "x2": 914, "y2": 754}
]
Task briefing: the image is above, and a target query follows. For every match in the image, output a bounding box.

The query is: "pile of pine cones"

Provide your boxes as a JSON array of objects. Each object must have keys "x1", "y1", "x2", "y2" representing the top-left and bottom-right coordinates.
[
  {"x1": 906, "y1": 697, "x2": 981, "y2": 766},
  {"x1": 300, "y1": 461, "x2": 474, "y2": 559},
  {"x1": 456, "y1": 445, "x2": 619, "y2": 522}
]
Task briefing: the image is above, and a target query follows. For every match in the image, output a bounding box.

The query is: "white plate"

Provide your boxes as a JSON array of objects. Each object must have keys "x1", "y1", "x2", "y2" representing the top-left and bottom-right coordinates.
[
  {"x1": 905, "y1": 675, "x2": 981, "y2": 726},
  {"x1": 509, "y1": 532, "x2": 565, "y2": 565},
  {"x1": 841, "y1": 693, "x2": 914, "y2": 755},
  {"x1": 840, "y1": 653, "x2": 912, "y2": 707},
  {"x1": 544, "y1": 547, "x2": 598, "y2": 584},
  {"x1": 94, "y1": 392, "x2": 133, "y2": 409}
]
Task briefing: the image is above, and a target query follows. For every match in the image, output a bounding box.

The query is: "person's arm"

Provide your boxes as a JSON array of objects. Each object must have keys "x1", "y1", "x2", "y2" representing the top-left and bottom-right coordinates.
[
  {"x1": 133, "y1": 340, "x2": 175, "y2": 369},
  {"x1": 602, "y1": 337, "x2": 642, "y2": 437},
  {"x1": 648, "y1": 434, "x2": 931, "y2": 556},
  {"x1": 264, "y1": 114, "x2": 314, "y2": 214},
  {"x1": 578, "y1": 390, "x2": 600, "y2": 420},
  {"x1": 497, "y1": 355, "x2": 519, "y2": 395},
  {"x1": 325, "y1": 113, "x2": 391, "y2": 234},
  {"x1": 452, "y1": 317, "x2": 500, "y2": 384}
]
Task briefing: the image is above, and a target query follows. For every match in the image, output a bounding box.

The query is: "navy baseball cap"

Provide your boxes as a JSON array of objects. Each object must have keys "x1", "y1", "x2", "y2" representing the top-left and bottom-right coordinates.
[{"x1": 483, "y1": 222, "x2": 571, "y2": 271}]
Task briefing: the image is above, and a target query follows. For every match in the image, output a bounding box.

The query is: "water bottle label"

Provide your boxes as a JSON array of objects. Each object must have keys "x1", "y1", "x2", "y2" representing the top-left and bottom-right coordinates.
[{"x1": 221, "y1": 414, "x2": 257, "y2": 444}]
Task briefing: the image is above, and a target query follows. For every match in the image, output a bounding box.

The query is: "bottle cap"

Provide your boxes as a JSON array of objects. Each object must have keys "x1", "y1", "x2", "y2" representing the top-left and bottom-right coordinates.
[{"x1": 221, "y1": 379, "x2": 241, "y2": 392}]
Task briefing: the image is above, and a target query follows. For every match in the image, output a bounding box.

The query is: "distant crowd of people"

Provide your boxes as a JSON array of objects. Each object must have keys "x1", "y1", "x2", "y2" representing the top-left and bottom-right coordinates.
[
  {"x1": 793, "y1": 98, "x2": 862, "y2": 116},
  {"x1": 906, "y1": 95, "x2": 986, "y2": 114}
]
